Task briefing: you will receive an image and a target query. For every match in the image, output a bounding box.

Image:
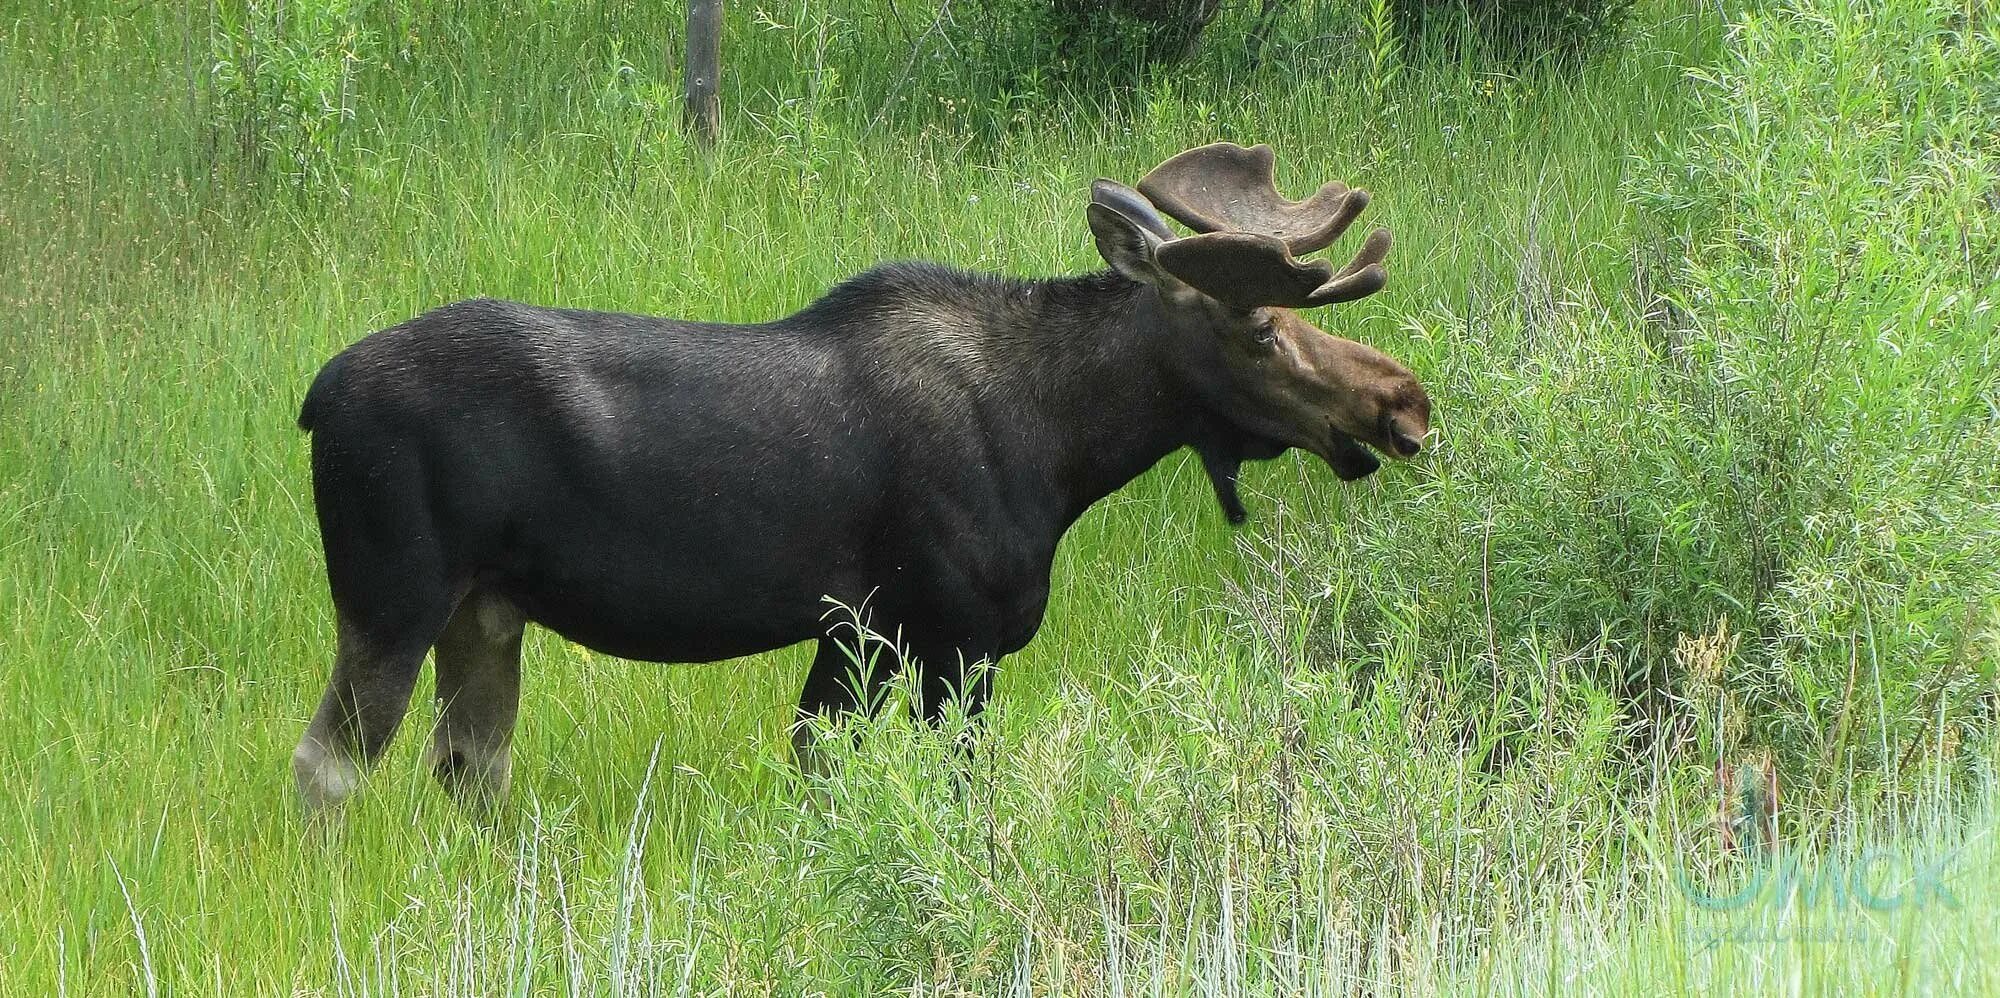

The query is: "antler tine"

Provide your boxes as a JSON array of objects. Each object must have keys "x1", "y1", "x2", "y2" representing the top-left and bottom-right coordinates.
[
  {"x1": 1136, "y1": 142, "x2": 1367, "y2": 256},
  {"x1": 1305, "y1": 227, "x2": 1392, "y2": 306}
]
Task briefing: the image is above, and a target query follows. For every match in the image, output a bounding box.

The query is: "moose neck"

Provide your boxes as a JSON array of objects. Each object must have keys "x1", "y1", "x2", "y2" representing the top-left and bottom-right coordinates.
[
  {"x1": 974, "y1": 272, "x2": 1202, "y2": 528},
  {"x1": 789, "y1": 262, "x2": 1210, "y2": 534}
]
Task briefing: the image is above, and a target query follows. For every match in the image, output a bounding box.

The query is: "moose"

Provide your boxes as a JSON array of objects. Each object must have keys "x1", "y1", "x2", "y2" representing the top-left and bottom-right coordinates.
[{"x1": 291, "y1": 143, "x2": 1432, "y2": 815}]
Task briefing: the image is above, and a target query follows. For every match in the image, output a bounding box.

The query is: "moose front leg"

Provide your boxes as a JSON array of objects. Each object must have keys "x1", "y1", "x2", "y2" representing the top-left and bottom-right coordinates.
[
  {"x1": 909, "y1": 645, "x2": 996, "y2": 726},
  {"x1": 792, "y1": 635, "x2": 900, "y2": 776},
  {"x1": 905, "y1": 638, "x2": 1002, "y2": 797},
  {"x1": 792, "y1": 623, "x2": 999, "y2": 775}
]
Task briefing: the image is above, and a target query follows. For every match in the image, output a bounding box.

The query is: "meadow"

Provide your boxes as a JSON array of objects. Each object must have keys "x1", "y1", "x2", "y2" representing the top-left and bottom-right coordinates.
[{"x1": 1, "y1": 0, "x2": 1996, "y2": 992}]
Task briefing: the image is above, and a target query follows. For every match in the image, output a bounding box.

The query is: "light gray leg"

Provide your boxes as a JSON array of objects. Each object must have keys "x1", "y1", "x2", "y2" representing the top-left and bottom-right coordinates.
[
  {"x1": 424, "y1": 591, "x2": 525, "y2": 816},
  {"x1": 294, "y1": 620, "x2": 429, "y2": 816}
]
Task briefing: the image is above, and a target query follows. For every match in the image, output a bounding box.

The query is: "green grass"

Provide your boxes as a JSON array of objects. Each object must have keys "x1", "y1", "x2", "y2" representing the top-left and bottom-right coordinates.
[{"x1": 1, "y1": 0, "x2": 1996, "y2": 992}]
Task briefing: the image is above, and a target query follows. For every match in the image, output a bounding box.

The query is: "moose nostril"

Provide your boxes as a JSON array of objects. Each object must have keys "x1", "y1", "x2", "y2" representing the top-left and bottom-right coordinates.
[{"x1": 1393, "y1": 432, "x2": 1422, "y2": 456}]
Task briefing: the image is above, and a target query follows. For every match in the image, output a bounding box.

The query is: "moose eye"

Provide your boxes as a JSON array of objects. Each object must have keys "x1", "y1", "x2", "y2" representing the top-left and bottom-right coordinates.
[{"x1": 1250, "y1": 318, "x2": 1278, "y2": 346}]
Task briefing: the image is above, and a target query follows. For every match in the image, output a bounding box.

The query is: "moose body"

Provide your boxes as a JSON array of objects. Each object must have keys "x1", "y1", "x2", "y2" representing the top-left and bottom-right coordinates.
[
  {"x1": 293, "y1": 144, "x2": 1432, "y2": 815},
  {"x1": 301, "y1": 270, "x2": 1176, "y2": 671}
]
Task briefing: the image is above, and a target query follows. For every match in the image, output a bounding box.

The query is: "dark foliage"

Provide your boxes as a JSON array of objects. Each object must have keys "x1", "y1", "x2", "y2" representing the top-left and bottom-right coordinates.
[{"x1": 1391, "y1": 0, "x2": 1639, "y2": 63}]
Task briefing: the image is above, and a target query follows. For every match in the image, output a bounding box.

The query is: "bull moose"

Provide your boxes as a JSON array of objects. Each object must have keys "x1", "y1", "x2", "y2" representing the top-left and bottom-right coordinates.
[{"x1": 292, "y1": 143, "x2": 1432, "y2": 815}]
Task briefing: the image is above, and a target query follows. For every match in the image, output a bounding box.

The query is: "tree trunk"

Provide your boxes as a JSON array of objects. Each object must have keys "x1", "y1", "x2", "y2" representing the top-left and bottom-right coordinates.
[{"x1": 684, "y1": 0, "x2": 722, "y2": 146}]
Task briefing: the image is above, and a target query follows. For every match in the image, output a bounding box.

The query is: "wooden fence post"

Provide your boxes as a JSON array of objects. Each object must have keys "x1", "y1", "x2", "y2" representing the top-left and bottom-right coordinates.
[{"x1": 684, "y1": 0, "x2": 722, "y2": 146}]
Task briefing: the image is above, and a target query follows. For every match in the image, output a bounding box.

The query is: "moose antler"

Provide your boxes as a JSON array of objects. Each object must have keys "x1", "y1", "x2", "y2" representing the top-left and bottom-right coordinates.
[
  {"x1": 1119, "y1": 142, "x2": 1391, "y2": 310},
  {"x1": 1139, "y1": 142, "x2": 1364, "y2": 255}
]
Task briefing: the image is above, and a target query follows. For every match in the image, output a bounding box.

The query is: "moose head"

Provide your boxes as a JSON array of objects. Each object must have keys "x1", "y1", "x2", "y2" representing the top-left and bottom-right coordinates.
[{"x1": 1087, "y1": 142, "x2": 1430, "y2": 522}]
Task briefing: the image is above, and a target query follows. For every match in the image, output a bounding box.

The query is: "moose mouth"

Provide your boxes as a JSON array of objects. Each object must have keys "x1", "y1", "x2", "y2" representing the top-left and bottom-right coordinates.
[
  {"x1": 1321, "y1": 413, "x2": 1426, "y2": 478},
  {"x1": 1319, "y1": 433, "x2": 1382, "y2": 481},
  {"x1": 1193, "y1": 424, "x2": 1397, "y2": 526}
]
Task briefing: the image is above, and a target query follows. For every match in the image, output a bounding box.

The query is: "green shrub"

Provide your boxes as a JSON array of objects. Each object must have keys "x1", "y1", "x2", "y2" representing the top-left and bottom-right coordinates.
[
  {"x1": 1324, "y1": 0, "x2": 2000, "y2": 816},
  {"x1": 207, "y1": 0, "x2": 375, "y2": 189},
  {"x1": 1646, "y1": 0, "x2": 2000, "y2": 799}
]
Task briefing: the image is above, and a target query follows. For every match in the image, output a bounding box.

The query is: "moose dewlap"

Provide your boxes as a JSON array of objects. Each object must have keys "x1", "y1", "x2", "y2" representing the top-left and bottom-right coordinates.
[{"x1": 291, "y1": 143, "x2": 1432, "y2": 815}]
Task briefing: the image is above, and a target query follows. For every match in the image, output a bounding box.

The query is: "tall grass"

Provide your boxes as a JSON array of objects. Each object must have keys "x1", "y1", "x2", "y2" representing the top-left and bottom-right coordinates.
[{"x1": 1, "y1": 0, "x2": 1994, "y2": 991}]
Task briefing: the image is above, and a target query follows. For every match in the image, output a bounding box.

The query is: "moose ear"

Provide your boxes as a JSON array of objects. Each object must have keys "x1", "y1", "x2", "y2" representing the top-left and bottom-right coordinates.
[{"x1": 1087, "y1": 187, "x2": 1172, "y2": 286}]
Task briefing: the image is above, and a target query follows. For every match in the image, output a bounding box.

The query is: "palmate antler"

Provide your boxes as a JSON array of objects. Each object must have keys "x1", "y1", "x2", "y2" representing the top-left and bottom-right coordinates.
[
  {"x1": 1139, "y1": 142, "x2": 1364, "y2": 254},
  {"x1": 1097, "y1": 142, "x2": 1392, "y2": 310}
]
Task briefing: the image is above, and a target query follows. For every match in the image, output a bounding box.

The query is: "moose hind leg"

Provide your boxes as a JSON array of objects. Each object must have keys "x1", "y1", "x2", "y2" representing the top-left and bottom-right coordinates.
[
  {"x1": 294, "y1": 620, "x2": 438, "y2": 815},
  {"x1": 426, "y1": 590, "x2": 525, "y2": 814},
  {"x1": 293, "y1": 438, "x2": 459, "y2": 817}
]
